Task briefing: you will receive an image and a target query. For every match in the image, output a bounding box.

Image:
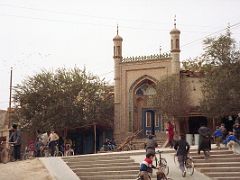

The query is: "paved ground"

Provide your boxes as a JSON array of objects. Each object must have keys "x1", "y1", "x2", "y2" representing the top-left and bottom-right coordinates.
[{"x1": 0, "y1": 158, "x2": 53, "y2": 180}]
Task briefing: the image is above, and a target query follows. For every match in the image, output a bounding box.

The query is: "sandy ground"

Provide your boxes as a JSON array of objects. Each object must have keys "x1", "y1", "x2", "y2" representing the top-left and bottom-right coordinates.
[{"x1": 0, "y1": 158, "x2": 53, "y2": 180}]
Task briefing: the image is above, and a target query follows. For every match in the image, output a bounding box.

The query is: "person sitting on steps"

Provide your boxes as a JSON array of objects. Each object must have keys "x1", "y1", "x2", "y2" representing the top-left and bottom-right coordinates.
[{"x1": 224, "y1": 131, "x2": 240, "y2": 154}]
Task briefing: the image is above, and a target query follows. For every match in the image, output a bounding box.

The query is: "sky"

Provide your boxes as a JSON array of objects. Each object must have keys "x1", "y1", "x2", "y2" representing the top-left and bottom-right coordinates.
[{"x1": 0, "y1": 0, "x2": 240, "y2": 109}]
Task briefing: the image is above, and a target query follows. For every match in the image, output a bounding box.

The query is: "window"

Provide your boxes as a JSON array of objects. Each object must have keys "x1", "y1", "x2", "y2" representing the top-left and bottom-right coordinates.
[
  {"x1": 117, "y1": 46, "x2": 121, "y2": 56},
  {"x1": 146, "y1": 112, "x2": 151, "y2": 127},
  {"x1": 171, "y1": 40, "x2": 173, "y2": 49},
  {"x1": 155, "y1": 114, "x2": 160, "y2": 127},
  {"x1": 113, "y1": 46, "x2": 115, "y2": 56},
  {"x1": 176, "y1": 39, "x2": 179, "y2": 49},
  {"x1": 136, "y1": 88, "x2": 144, "y2": 96}
]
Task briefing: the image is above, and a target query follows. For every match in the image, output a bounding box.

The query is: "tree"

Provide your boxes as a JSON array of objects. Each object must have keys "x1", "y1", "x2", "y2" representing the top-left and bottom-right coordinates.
[
  {"x1": 200, "y1": 30, "x2": 240, "y2": 117},
  {"x1": 154, "y1": 75, "x2": 191, "y2": 118},
  {"x1": 13, "y1": 67, "x2": 113, "y2": 133}
]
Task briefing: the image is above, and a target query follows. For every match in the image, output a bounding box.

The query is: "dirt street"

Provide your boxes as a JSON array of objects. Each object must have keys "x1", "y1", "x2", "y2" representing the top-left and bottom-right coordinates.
[{"x1": 0, "y1": 158, "x2": 53, "y2": 180}]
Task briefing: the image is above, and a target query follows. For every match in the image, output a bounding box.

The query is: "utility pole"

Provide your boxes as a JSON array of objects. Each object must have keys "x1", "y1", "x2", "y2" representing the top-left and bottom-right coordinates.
[{"x1": 8, "y1": 67, "x2": 13, "y2": 129}]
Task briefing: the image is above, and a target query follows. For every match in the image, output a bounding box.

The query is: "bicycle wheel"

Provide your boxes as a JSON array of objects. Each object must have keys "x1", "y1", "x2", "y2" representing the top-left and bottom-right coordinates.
[
  {"x1": 185, "y1": 158, "x2": 194, "y2": 176},
  {"x1": 54, "y1": 151, "x2": 63, "y2": 157},
  {"x1": 1, "y1": 149, "x2": 10, "y2": 164},
  {"x1": 160, "y1": 158, "x2": 169, "y2": 175},
  {"x1": 65, "y1": 149, "x2": 74, "y2": 156}
]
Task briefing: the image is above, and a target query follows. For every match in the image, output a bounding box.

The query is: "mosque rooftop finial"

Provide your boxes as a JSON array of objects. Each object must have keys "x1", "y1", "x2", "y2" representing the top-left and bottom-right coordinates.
[
  {"x1": 170, "y1": 15, "x2": 180, "y2": 34},
  {"x1": 174, "y1": 15, "x2": 177, "y2": 28},
  {"x1": 117, "y1": 24, "x2": 119, "y2": 35},
  {"x1": 113, "y1": 24, "x2": 123, "y2": 41}
]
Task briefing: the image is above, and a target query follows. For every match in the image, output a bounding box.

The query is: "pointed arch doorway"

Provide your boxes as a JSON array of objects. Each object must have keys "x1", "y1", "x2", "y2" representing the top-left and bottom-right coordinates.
[{"x1": 130, "y1": 77, "x2": 161, "y2": 136}]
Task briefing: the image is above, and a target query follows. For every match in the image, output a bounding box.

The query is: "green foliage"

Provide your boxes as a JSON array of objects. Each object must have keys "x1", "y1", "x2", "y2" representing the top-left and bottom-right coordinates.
[
  {"x1": 154, "y1": 75, "x2": 191, "y2": 117},
  {"x1": 13, "y1": 67, "x2": 113, "y2": 132},
  {"x1": 200, "y1": 31, "x2": 240, "y2": 117}
]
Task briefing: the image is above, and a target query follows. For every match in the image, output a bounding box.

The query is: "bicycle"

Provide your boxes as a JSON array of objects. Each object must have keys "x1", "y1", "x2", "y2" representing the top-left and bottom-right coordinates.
[
  {"x1": 136, "y1": 167, "x2": 173, "y2": 180},
  {"x1": 174, "y1": 154, "x2": 194, "y2": 176},
  {"x1": 155, "y1": 150, "x2": 169, "y2": 176},
  {"x1": 0, "y1": 141, "x2": 14, "y2": 163}
]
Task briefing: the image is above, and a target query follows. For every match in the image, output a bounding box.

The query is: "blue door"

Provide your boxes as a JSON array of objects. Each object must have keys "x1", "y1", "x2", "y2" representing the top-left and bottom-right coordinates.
[{"x1": 142, "y1": 109, "x2": 161, "y2": 135}]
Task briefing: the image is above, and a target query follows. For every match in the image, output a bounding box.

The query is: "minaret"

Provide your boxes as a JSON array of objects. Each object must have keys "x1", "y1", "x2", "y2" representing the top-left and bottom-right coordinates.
[
  {"x1": 170, "y1": 16, "x2": 181, "y2": 74},
  {"x1": 113, "y1": 25, "x2": 123, "y2": 141}
]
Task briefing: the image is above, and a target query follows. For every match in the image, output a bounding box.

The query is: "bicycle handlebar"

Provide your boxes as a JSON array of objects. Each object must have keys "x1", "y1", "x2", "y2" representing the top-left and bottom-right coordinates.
[{"x1": 155, "y1": 150, "x2": 164, "y2": 154}]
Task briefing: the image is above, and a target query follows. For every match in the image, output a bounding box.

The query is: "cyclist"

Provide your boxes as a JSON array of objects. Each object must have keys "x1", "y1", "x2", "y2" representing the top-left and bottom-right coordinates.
[
  {"x1": 144, "y1": 134, "x2": 158, "y2": 155},
  {"x1": 139, "y1": 152, "x2": 156, "y2": 180},
  {"x1": 174, "y1": 134, "x2": 190, "y2": 177}
]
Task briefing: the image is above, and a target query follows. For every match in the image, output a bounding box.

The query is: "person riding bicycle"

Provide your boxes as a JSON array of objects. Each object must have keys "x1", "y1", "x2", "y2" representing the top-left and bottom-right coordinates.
[
  {"x1": 174, "y1": 134, "x2": 190, "y2": 177},
  {"x1": 144, "y1": 134, "x2": 158, "y2": 155},
  {"x1": 49, "y1": 130, "x2": 59, "y2": 156},
  {"x1": 139, "y1": 152, "x2": 156, "y2": 180}
]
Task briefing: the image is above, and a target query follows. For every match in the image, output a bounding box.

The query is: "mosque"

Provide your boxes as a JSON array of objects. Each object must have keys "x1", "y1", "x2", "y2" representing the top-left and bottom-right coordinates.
[{"x1": 112, "y1": 20, "x2": 213, "y2": 142}]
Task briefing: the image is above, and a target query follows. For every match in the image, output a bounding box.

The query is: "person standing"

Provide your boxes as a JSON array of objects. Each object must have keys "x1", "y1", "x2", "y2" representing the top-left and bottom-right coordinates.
[
  {"x1": 220, "y1": 124, "x2": 227, "y2": 141},
  {"x1": 48, "y1": 130, "x2": 59, "y2": 156},
  {"x1": 213, "y1": 126, "x2": 223, "y2": 149},
  {"x1": 9, "y1": 124, "x2": 22, "y2": 160},
  {"x1": 198, "y1": 125, "x2": 211, "y2": 158},
  {"x1": 233, "y1": 122, "x2": 240, "y2": 140},
  {"x1": 166, "y1": 121, "x2": 174, "y2": 148},
  {"x1": 174, "y1": 134, "x2": 190, "y2": 177}
]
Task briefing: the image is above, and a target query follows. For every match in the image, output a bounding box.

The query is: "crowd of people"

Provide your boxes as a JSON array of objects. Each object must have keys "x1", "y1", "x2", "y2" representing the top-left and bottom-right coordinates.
[
  {"x1": 6, "y1": 125, "x2": 75, "y2": 160},
  {"x1": 138, "y1": 119, "x2": 240, "y2": 179}
]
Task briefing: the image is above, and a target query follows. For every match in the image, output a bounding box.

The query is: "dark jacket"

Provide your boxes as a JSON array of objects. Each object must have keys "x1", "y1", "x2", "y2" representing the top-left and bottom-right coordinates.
[
  {"x1": 145, "y1": 138, "x2": 158, "y2": 150},
  {"x1": 174, "y1": 139, "x2": 190, "y2": 156},
  {"x1": 9, "y1": 130, "x2": 21, "y2": 146}
]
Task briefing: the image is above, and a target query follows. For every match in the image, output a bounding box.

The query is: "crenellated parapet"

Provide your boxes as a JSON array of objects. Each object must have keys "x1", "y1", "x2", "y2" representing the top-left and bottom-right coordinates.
[{"x1": 121, "y1": 53, "x2": 171, "y2": 63}]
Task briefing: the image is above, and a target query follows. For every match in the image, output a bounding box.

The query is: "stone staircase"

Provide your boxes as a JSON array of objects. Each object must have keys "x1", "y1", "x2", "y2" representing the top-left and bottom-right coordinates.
[
  {"x1": 190, "y1": 148, "x2": 240, "y2": 180},
  {"x1": 132, "y1": 132, "x2": 167, "y2": 150},
  {"x1": 62, "y1": 151, "x2": 144, "y2": 180},
  {"x1": 62, "y1": 147, "x2": 240, "y2": 180}
]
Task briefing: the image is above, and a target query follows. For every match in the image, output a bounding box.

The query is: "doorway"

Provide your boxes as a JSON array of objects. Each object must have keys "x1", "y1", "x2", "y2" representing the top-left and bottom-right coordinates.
[
  {"x1": 142, "y1": 109, "x2": 160, "y2": 135},
  {"x1": 188, "y1": 116, "x2": 208, "y2": 134}
]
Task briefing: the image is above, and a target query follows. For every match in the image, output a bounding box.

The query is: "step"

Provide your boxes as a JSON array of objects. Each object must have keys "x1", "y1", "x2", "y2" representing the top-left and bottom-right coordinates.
[
  {"x1": 79, "y1": 174, "x2": 141, "y2": 180},
  {"x1": 67, "y1": 162, "x2": 140, "y2": 169},
  {"x1": 192, "y1": 154, "x2": 238, "y2": 159},
  {"x1": 194, "y1": 162, "x2": 240, "y2": 168},
  {"x1": 193, "y1": 157, "x2": 240, "y2": 163},
  {"x1": 205, "y1": 172, "x2": 240, "y2": 177},
  {"x1": 214, "y1": 177, "x2": 240, "y2": 180},
  {"x1": 199, "y1": 167, "x2": 240, "y2": 173},
  {"x1": 189, "y1": 150, "x2": 233, "y2": 156},
  {"x1": 75, "y1": 170, "x2": 139, "y2": 177},
  {"x1": 65, "y1": 158, "x2": 134, "y2": 165},
  {"x1": 64, "y1": 155, "x2": 131, "y2": 161},
  {"x1": 72, "y1": 165, "x2": 139, "y2": 172}
]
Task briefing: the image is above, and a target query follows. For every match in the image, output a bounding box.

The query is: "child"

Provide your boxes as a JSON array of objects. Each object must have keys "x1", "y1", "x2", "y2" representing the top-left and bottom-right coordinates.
[
  {"x1": 213, "y1": 126, "x2": 223, "y2": 149},
  {"x1": 139, "y1": 153, "x2": 156, "y2": 180},
  {"x1": 224, "y1": 132, "x2": 240, "y2": 154},
  {"x1": 174, "y1": 134, "x2": 190, "y2": 177}
]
